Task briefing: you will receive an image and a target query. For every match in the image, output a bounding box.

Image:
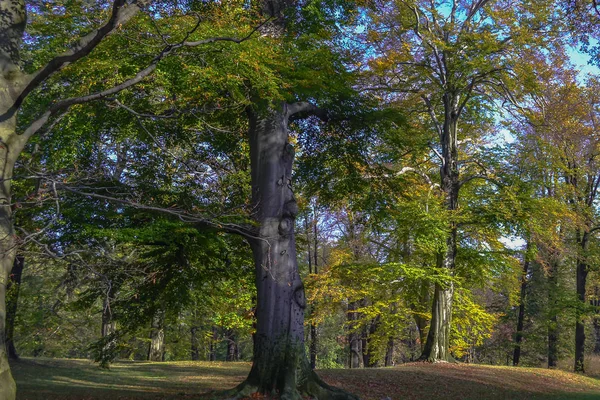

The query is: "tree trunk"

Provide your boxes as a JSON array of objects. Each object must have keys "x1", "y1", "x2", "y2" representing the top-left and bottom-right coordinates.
[
  {"x1": 348, "y1": 301, "x2": 362, "y2": 368},
  {"x1": 421, "y1": 101, "x2": 459, "y2": 362},
  {"x1": 513, "y1": 247, "x2": 530, "y2": 366},
  {"x1": 384, "y1": 337, "x2": 394, "y2": 366},
  {"x1": 148, "y1": 310, "x2": 165, "y2": 362},
  {"x1": 413, "y1": 281, "x2": 430, "y2": 351},
  {"x1": 575, "y1": 231, "x2": 589, "y2": 373},
  {"x1": 190, "y1": 327, "x2": 200, "y2": 361},
  {"x1": 208, "y1": 326, "x2": 218, "y2": 362},
  {"x1": 547, "y1": 259, "x2": 559, "y2": 368},
  {"x1": 5, "y1": 255, "x2": 24, "y2": 361},
  {"x1": 228, "y1": 103, "x2": 357, "y2": 400},
  {"x1": 226, "y1": 330, "x2": 238, "y2": 362},
  {"x1": 363, "y1": 316, "x2": 379, "y2": 368},
  {"x1": 0, "y1": 114, "x2": 23, "y2": 400},
  {"x1": 592, "y1": 287, "x2": 600, "y2": 354}
]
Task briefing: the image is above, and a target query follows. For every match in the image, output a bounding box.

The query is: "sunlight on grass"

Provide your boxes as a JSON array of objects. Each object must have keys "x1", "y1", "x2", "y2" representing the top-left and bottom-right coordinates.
[{"x1": 11, "y1": 358, "x2": 600, "y2": 400}]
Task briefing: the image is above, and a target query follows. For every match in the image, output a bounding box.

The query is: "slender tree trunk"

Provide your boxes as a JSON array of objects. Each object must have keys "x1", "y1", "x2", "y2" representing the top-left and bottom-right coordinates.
[
  {"x1": 348, "y1": 301, "x2": 362, "y2": 369},
  {"x1": 575, "y1": 231, "x2": 589, "y2": 373},
  {"x1": 513, "y1": 246, "x2": 531, "y2": 366},
  {"x1": 208, "y1": 326, "x2": 218, "y2": 362},
  {"x1": 421, "y1": 102, "x2": 459, "y2": 362},
  {"x1": 5, "y1": 255, "x2": 23, "y2": 361},
  {"x1": 548, "y1": 259, "x2": 559, "y2": 368},
  {"x1": 413, "y1": 280, "x2": 430, "y2": 351},
  {"x1": 592, "y1": 288, "x2": 600, "y2": 354},
  {"x1": 190, "y1": 327, "x2": 200, "y2": 361},
  {"x1": 363, "y1": 316, "x2": 379, "y2": 368},
  {"x1": 229, "y1": 103, "x2": 357, "y2": 400},
  {"x1": 226, "y1": 330, "x2": 238, "y2": 362},
  {"x1": 306, "y1": 205, "x2": 319, "y2": 369},
  {"x1": 385, "y1": 337, "x2": 394, "y2": 366},
  {"x1": 148, "y1": 310, "x2": 165, "y2": 362}
]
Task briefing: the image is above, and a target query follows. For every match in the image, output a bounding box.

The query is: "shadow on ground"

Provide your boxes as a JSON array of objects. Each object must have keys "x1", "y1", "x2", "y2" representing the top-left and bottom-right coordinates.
[{"x1": 11, "y1": 358, "x2": 600, "y2": 400}]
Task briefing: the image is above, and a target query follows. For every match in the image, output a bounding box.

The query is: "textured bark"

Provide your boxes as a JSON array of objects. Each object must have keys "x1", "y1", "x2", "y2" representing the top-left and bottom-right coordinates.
[
  {"x1": 547, "y1": 260, "x2": 559, "y2": 368},
  {"x1": 5, "y1": 255, "x2": 23, "y2": 360},
  {"x1": 513, "y1": 249, "x2": 530, "y2": 366},
  {"x1": 421, "y1": 96, "x2": 459, "y2": 362},
  {"x1": 226, "y1": 103, "x2": 357, "y2": 400},
  {"x1": 148, "y1": 311, "x2": 165, "y2": 362}
]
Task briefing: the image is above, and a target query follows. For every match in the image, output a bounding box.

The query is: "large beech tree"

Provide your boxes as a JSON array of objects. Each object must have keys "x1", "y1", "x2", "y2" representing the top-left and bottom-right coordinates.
[
  {"x1": 0, "y1": 1, "x2": 266, "y2": 397},
  {"x1": 0, "y1": 2, "x2": 148, "y2": 396}
]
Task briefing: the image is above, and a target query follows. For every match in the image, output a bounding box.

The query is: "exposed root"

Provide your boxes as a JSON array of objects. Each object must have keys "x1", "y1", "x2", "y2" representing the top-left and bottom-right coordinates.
[
  {"x1": 301, "y1": 370, "x2": 361, "y2": 400},
  {"x1": 207, "y1": 373, "x2": 360, "y2": 400}
]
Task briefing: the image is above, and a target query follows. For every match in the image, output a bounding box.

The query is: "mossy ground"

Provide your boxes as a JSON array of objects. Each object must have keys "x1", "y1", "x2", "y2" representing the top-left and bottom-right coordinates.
[{"x1": 10, "y1": 357, "x2": 600, "y2": 400}]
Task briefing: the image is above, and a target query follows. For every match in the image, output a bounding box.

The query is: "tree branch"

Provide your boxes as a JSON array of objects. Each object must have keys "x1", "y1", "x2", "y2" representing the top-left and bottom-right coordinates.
[
  {"x1": 2, "y1": 0, "x2": 147, "y2": 123},
  {"x1": 18, "y1": 20, "x2": 266, "y2": 144}
]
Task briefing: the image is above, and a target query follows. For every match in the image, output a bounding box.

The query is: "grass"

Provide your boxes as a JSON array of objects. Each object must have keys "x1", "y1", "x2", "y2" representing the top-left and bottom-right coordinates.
[{"x1": 10, "y1": 358, "x2": 600, "y2": 400}]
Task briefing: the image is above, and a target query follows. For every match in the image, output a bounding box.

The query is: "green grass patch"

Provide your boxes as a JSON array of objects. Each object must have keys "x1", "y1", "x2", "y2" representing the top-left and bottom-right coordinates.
[{"x1": 11, "y1": 358, "x2": 600, "y2": 399}]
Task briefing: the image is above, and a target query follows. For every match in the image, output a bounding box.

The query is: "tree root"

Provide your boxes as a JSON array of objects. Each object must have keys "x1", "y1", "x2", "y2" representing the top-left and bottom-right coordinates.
[{"x1": 205, "y1": 372, "x2": 361, "y2": 400}]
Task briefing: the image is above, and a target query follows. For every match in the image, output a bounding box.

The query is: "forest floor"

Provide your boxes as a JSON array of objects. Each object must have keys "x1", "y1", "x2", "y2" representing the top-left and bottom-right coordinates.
[{"x1": 10, "y1": 357, "x2": 600, "y2": 400}]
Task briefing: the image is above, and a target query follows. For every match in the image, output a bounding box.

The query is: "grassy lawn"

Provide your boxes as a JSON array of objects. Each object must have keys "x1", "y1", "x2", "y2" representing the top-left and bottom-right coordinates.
[{"x1": 10, "y1": 358, "x2": 600, "y2": 400}]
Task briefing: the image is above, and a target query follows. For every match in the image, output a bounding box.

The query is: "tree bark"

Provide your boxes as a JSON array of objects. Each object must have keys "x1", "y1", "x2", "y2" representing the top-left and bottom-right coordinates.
[
  {"x1": 227, "y1": 103, "x2": 357, "y2": 400},
  {"x1": 190, "y1": 327, "x2": 200, "y2": 361},
  {"x1": 148, "y1": 310, "x2": 165, "y2": 362},
  {"x1": 547, "y1": 259, "x2": 559, "y2": 368},
  {"x1": 348, "y1": 301, "x2": 363, "y2": 369},
  {"x1": 226, "y1": 330, "x2": 239, "y2": 362},
  {"x1": 208, "y1": 326, "x2": 218, "y2": 362},
  {"x1": 420, "y1": 96, "x2": 459, "y2": 362},
  {"x1": 5, "y1": 255, "x2": 23, "y2": 361},
  {"x1": 513, "y1": 247, "x2": 530, "y2": 366},
  {"x1": 574, "y1": 231, "x2": 589, "y2": 373},
  {"x1": 592, "y1": 287, "x2": 600, "y2": 355},
  {"x1": 384, "y1": 337, "x2": 394, "y2": 367}
]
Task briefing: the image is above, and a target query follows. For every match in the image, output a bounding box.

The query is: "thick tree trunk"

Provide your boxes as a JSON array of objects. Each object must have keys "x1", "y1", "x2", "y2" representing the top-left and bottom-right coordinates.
[
  {"x1": 421, "y1": 100, "x2": 459, "y2": 362},
  {"x1": 228, "y1": 103, "x2": 357, "y2": 400},
  {"x1": 547, "y1": 260, "x2": 559, "y2": 368},
  {"x1": 0, "y1": 116, "x2": 22, "y2": 400},
  {"x1": 5, "y1": 255, "x2": 23, "y2": 361},
  {"x1": 148, "y1": 310, "x2": 165, "y2": 362},
  {"x1": 513, "y1": 249, "x2": 530, "y2": 366}
]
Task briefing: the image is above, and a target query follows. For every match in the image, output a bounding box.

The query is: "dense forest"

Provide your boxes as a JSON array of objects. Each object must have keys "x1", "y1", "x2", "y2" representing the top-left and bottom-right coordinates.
[{"x1": 2, "y1": 0, "x2": 600, "y2": 399}]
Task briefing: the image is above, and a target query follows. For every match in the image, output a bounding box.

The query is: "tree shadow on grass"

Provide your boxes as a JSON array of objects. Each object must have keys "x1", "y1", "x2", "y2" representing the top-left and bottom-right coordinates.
[{"x1": 11, "y1": 358, "x2": 600, "y2": 400}]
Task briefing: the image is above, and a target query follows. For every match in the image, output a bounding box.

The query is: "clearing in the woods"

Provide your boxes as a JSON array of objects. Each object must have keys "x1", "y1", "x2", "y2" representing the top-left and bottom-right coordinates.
[{"x1": 10, "y1": 358, "x2": 600, "y2": 400}]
